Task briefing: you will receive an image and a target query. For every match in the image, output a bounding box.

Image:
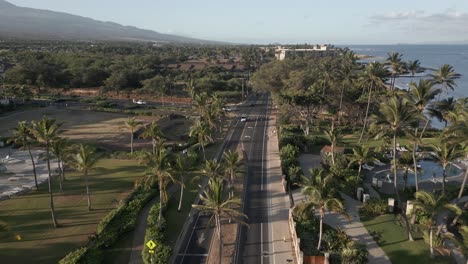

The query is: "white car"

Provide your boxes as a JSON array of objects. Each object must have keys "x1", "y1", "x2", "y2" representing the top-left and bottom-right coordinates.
[
  {"x1": 136, "y1": 100, "x2": 147, "y2": 105},
  {"x1": 240, "y1": 116, "x2": 247, "y2": 122}
]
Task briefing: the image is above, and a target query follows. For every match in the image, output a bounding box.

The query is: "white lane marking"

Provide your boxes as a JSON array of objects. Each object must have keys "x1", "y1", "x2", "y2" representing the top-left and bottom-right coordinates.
[{"x1": 180, "y1": 213, "x2": 201, "y2": 263}]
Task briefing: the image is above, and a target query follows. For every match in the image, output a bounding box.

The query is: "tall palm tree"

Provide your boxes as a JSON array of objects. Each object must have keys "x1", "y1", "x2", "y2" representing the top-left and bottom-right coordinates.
[
  {"x1": 174, "y1": 153, "x2": 193, "y2": 212},
  {"x1": 429, "y1": 64, "x2": 461, "y2": 97},
  {"x1": 323, "y1": 124, "x2": 342, "y2": 165},
  {"x1": 185, "y1": 78, "x2": 197, "y2": 101},
  {"x1": 8, "y1": 121, "x2": 38, "y2": 189},
  {"x1": 50, "y1": 138, "x2": 69, "y2": 192},
  {"x1": 433, "y1": 97, "x2": 457, "y2": 127},
  {"x1": 348, "y1": 145, "x2": 374, "y2": 189},
  {"x1": 222, "y1": 150, "x2": 242, "y2": 199},
  {"x1": 374, "y1": 96, "x2": 420, "y2": 241},
  {"x1": 189, "y1": 119, "x2": 213, "y2": 161},
  {"x1": 407, "y1": 79, "x2": 440, "y2": 191},
  {"x1": 203, "y1": 159, "x2": 223, "y2": 179},
  {"x1": 301, "y1": 168, "x2": 344, "y2": 250},
  {"x1": 140, "y1": 145, "x2": 175, "y2": 230},
  {"x1": 386, "y1": 52, "x2": 405, "y2": 91},
  {"x1": 406, "y1": 60, "x2": 422, "y2": 86},
  {"x1": 30, "y1": 117, "x2": 62, "y2": 228},
  {"x1": 396, "y1": 152, "x2": 414, "y2": 191},
  {"x1": 430, "y1": 141, "x2": 464, "y2": 195},
  {"x1": 337, "y1": 63, "x2": 356, "y2": 125},
  {"x1": 141, "y1": 122, "x2": 164, "y2": 154},
  {"x1": 71, "y1": 144, "x2": 100, "y2": 211},
  {"x1": 358, "y1": 62, "x2": 389, "y2": 143},
  {"x1": 125, "y1": 117, "x2": 142, "y2": 155},
  {"x1": 412, "y1": 191, "x2": 462, "y2": 257},
  {"x1": 192, "y1": 177, "x2": 247, "y2": 264}
]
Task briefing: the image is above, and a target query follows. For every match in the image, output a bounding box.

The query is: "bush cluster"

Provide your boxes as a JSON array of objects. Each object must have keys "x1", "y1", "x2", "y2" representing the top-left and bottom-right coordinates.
[
  {"x1": 362, "y1": 199, "x2": 387, "y2": 217},
  {"x1": 141, "y1": 203, "x2": 172, "y2": 264}
]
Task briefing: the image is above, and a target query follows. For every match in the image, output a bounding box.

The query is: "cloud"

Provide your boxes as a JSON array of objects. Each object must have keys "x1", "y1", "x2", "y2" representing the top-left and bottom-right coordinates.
[{"x1": 368, "y1": 9, "x2": 468, "y2": 35}]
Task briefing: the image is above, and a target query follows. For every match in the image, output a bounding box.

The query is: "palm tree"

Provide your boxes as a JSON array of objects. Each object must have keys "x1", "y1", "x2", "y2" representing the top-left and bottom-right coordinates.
[
  {"x1": 386, "y1": 52, "x2": 405, "y2": 91},
  {"x1": 358, "y1": 62, "x2": 389, "y2": 143},
  {"x1": 50, "y1": 137, "x2": 70, "y2": 192},
  {"x1": 8, "y1": 121, "x2": 38, "y2": 189},
  {"x1": 301, "y1": 168, "x2": 345, "y2": 250},
  {"x1": 412, "y1": 191, "x2": 462, "y2": 257},
  {"x1": 407, "y1": 79, "x2": 440, "y2": 191},
  {"x1": 433, "y1": 97, "x2": 457, "y2": 128},
  {"x1": 203, "y1": 159, "x2": 223, "y2": 179},
  {"x1": 222, "y1": 150, "x2": 242, "y2": 199},
  {"x1": 30, "y1": 117, "x2": 62, "y2": 228},
  {"x1": 323, "y1": 124, "x2": 342, "y2": 165},
  {"x1": 429, "y1": 64, "x2": 461, "y2": 97},
  {"x1": 374, "y1": 96, "x2": 420, "y2": 241},
  {"x1": 337, "y1": 63, "x2": 356, "y2": 125},
  {"x1": 185, "y1": 79, "x2": 197, "y2": 101},
  {"x1": 125, "y1": 117, "x2": 142, "y2": 155},
  {"x1": 141, "y1": 122, "x2": 164, "y2": 154},
  {"x1": 71, "y1": 144, "x2": 100, "y2": 211},
  {"x1": 174, "y1": 153, "x2": 193, "y2": 212},
  {"x1": 192, "y1": 177, "x2": 247, "y2": 264},
  {"x1": 348, "y1": 145, "x2": 374, "y2": 189},
  {"x1": 430, "y1": 141, "x2": 464, "y2": 195},
  {"x1": 406, "y1": 60, "x2": 422, "y2": 86},
  {"x1": 396, "y1": 152, "x2": 414, "y2": 191},
  {"x1": 140, "y1": 145, "x2": 175, "y2": 230},
  {"x1": 189, "y1": 119, "x2": 213, "y2": 160}
]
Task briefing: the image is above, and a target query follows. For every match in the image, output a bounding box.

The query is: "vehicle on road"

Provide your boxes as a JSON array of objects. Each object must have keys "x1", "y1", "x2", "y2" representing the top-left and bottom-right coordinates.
[
  {"x1": 240, "y1": 116, "x2": 247, "y2": 122},
  {"x1": 133, "y1": 99, "x2": 147, "y2": 105}
]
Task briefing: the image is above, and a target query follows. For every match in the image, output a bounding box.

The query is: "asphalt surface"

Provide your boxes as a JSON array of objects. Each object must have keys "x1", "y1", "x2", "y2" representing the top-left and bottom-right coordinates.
[{"x1": 175, "y1": 93, "x2": 267, "y2": 264}]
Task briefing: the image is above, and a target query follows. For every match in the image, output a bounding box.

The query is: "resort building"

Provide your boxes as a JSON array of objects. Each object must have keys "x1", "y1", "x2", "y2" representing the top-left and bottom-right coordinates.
[{"x1": 275, "y1": 45, "x2": 338, "y2": 60}]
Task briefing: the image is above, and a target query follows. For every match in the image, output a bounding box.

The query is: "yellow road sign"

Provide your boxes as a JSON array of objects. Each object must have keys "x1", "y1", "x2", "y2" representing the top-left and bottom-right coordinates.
[{"x1": 146, "y1": 240, "x2": 156, "y2": 250}]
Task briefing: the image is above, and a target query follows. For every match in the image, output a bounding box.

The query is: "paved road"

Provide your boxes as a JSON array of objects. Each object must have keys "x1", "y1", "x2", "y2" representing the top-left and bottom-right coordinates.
[{"x1": 174, "y1": 94, "x2": 263, "y2": 264}]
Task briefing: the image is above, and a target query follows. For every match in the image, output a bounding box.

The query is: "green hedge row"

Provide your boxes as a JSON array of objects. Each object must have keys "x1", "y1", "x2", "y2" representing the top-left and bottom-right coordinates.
[
  {"x1": 59, "y1": 186, "x2": 158, "y2": 264},
  {"x1": 141, "y1": 203, "x2": 172, "y2": 264}
]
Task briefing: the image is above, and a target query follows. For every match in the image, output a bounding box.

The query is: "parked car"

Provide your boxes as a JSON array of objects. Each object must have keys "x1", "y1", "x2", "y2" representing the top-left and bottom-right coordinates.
[
  {"x1": 136, "y1": 100, "x2": 147, "y2": 105},
  {"x1": 240, "y1": 116, "x2": 247, "y2": 122}
]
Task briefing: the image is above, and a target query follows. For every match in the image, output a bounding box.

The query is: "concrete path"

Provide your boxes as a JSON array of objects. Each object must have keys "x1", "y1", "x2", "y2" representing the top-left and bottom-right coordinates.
[
  {"x1": 128, "y1": 185, "x2": 179, "y2": 264},
  {"x1": 298, "y1": 154, "x2": 391, "y2": 264},
  {"x1": 265, "y1": 109, "x2": 295, "y2": 263}
]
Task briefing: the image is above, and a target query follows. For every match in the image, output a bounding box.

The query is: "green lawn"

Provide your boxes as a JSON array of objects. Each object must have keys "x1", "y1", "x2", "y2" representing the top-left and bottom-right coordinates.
[
  {"x1": 341, "y1": 133, "x2": 440, "y2": 149},
  {"x1": 0, "y1": 159, "x2": 144, "y2": 264},
  {"x1": 361, "y1": 214, "x2": 454, "y2": 264}
]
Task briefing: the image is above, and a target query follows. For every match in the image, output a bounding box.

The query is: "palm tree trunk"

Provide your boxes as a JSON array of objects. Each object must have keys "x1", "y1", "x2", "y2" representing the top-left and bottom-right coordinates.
[
  {"x1": 152, "y1": 139, "x2": 156, "y2": 155},
  {"x1": 442, "y1": 166, "x2": 447, "y2": 195},
  {"x1": 158, "y1": 179, "x2": 163, "y2": 230},
  {"x1": 201, "y1": 140, "x2": 206, "y2": 161},
  {"x1": 178, "y1": 177, "x2": 184, "y2": 212},
  {"x1": 458, "y1": 159, "x2": 468, "y2": 199},
  {"x1": 338, "y1": 82, "x2": 345, "y2": 125},
  {"x1": 130, "y1": 129, "x2": 134, "y2": 155},
  {"x1": 216, "y1": 214, "x2": 222, "y2": 264},
  {"x1": 85, "y1": 169, "x2": 91, "y2": 211},
  {"x1": 46, "y1": 148, "x2": 58, "y2": 228},
  {"x1": 358, "y1": 84, "x2": 372, "y2": 144},
  {"x1": 331, "y1": 143, "x2": 335, "y2": 165},
  {"x1": 27, "y1": 145, "x2": 38, "y2": 189},
  {"x1": 430, "y1": 226, "x2": 434, "y2": 257},
  {"x1": 61, "y1": 161, "x2": 66, "y2": 181},
  {"x1": 57, "y1": 157, "x2": 63, "y2": 192},
  {"x1": 393, "y1": 133, "x2": 413, "y2": 241},
  {"x1": 317, "y1": 212, "x2": 323, "y2": 250},
  {"x1": 412, "y1": 142, "x2": 419, "y2": 192},
  {"x1": 356, "y1": 164, "x2": 362, "y2": 190}
]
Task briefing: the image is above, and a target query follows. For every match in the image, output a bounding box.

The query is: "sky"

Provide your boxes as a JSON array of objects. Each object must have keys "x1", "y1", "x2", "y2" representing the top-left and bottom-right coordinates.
[{"x1": 7, "y1": 0, "x2": 468, "y2": 44}]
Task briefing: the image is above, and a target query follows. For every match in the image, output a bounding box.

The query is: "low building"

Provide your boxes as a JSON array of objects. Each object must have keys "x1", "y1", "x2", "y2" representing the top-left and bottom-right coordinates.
[
  {"x1": 320, "y1": 145, "x2": 345, "y2": 162},
  {"x1": 275, "y1": 45, "x2": 338, "y2": 60}
]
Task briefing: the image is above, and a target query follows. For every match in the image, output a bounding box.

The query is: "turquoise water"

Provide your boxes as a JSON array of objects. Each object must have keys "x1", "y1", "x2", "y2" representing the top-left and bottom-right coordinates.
[{"x1": 375, "y1": 160, "x2": 463, "y2": 186}]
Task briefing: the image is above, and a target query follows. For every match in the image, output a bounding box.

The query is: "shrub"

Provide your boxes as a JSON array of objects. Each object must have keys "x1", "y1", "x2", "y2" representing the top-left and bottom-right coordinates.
[
  {"x1": 362, "y1": 199, "x2": 387, "y2": 217},
  {"x1": 142, "y1": 203, "x2": 172, "y2": 264},
  {"x1": 340, "y1": 241, "x2": 368, "y2": 264},
  {"x1": 58, "y1": 248, "x2": 88, "y2": 264}
]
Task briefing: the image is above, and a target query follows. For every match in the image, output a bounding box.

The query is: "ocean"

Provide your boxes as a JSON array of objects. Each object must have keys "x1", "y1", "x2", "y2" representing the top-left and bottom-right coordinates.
[
  {"x1": 346, "y1": 44, "x2": 468, "y2": 98},
  {"x1": 346, "y1": 44, "x2": 468, "y2": 128}
]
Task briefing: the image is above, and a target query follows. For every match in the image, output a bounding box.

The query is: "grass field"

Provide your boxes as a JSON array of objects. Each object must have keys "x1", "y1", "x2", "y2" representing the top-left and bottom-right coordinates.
[
  {"x1": 361, "y1": 214, "x2": 455, "y2": 264},
  {"x1": 0, "y1": 159, "x2": 144, "y2": 264}
]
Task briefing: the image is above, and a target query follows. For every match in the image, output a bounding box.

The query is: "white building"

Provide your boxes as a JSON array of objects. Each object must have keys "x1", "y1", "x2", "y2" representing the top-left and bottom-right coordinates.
[{"x1": 275, "y1": 45, "x2": 337, "y2": 60}]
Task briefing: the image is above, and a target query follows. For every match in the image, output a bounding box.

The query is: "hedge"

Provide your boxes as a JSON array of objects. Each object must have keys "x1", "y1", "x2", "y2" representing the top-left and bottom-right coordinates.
[{"x1": 141, "y1": 203, "x2": 172, "y2": 264}]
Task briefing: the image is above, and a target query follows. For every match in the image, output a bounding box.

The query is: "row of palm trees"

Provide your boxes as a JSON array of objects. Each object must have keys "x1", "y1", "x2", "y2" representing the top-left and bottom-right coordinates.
[{"x1": 8, "y1": 118, "x2": 99, "y2": 227}]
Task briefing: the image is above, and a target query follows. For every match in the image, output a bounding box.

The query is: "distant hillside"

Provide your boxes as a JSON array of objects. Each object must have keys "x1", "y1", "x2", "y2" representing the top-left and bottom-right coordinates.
[{"x1": 0, "y1": 0, "x2": 212, "y2": 43}]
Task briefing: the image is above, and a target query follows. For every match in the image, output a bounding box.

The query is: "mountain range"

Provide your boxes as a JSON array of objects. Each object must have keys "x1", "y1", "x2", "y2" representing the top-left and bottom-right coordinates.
[{"x1": 0, "y1": 0, "x2": 211, "y2": 43}]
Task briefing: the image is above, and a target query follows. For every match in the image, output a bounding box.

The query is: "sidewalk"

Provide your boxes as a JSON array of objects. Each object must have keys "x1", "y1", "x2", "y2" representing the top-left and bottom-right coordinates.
[
  {"x1": 298, "y1": 155, "x2": 391, "y2": 264},
  {"x1": 266, "y1": 111, "x2": 295, "y2": 263}
]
